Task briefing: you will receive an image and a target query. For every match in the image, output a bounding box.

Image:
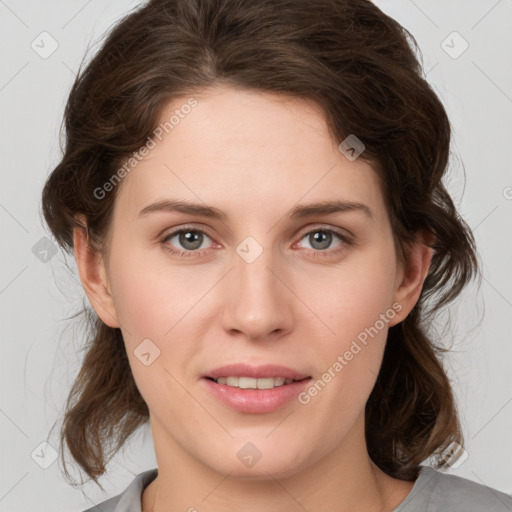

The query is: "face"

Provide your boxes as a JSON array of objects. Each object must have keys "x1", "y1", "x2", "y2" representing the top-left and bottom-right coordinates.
[{"x1": 84, "y1": 85, "x2": 420, "y2": 480}]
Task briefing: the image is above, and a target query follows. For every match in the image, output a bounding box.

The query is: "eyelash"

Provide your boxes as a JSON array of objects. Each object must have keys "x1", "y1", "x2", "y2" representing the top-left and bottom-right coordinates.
[{"x1": 160, "y1": 224, "x2": 353, "y2": 259}]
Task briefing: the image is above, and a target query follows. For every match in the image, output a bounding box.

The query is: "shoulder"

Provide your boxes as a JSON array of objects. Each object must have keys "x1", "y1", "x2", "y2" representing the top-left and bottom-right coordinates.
[
  {"x1": 81, "y1": 468, "x2": 158, "y2": 512},
  {"x1": 396, "y1": 466, "x2": 512, "y2": 512}
]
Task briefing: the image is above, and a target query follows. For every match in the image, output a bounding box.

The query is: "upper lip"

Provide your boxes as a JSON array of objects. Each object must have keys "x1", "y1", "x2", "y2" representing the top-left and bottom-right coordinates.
[{"x1": 204, "y1": 363, "x2": 310, "y2": 380}]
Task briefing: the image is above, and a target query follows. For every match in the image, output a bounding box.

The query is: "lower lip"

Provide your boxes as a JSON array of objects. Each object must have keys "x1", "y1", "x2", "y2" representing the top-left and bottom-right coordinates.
[{"x1": 202, "y1": 378, "x2": 312, "y2": 413}]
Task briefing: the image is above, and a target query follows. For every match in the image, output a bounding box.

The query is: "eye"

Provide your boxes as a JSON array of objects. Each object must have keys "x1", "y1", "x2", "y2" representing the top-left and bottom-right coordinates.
[
  {"x1": 161, "y1": 227, "x2": 214, "y2": 257},
  {"x1": 295, "y1": 227, "x2": 351, "y2": 257}
]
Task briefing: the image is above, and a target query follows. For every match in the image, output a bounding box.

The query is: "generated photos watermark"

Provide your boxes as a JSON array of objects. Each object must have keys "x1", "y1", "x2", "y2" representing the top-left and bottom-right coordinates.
[
  {"x1": 93, "y1": 97, "x2": 198, "y2": 200},
  {"x1": 298, "y1": 301, "x2": 403, "y2": 405}
]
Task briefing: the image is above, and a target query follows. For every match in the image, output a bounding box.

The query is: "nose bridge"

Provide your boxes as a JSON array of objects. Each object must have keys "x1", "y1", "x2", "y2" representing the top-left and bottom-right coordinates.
[{"x1": 223, "y1": 236, "x2": 291, "y2": 339}]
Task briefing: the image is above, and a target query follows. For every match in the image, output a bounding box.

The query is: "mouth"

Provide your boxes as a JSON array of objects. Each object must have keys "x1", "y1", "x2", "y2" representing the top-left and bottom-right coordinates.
[{"x1": 201, "y1": 363, "x2": 312, "y2": 413}]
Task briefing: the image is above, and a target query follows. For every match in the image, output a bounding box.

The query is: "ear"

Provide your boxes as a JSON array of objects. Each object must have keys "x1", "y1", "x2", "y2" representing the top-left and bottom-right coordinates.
[
  {"x1": 73, "y1": 215, "x2": 120, "y2": 328},
  {"x1": 388, "y1": 230, "x2": 434, "y2": 327}
]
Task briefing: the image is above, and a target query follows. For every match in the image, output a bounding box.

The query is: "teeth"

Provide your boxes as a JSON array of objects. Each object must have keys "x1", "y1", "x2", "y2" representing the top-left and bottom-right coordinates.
[{"x1": 215, "y1": 376, "x2": 294, "y2": 389}]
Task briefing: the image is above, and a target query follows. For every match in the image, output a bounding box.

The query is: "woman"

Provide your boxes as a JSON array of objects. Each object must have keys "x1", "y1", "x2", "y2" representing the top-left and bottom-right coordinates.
[{"x1": 41, "y1": 0, "x2": 511, "y2": 510}]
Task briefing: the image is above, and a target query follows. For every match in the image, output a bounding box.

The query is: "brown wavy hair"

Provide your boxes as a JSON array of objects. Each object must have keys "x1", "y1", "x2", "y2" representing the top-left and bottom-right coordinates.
[{"x1": 41, "y1": 0, "x2": 479, "y2": 488}]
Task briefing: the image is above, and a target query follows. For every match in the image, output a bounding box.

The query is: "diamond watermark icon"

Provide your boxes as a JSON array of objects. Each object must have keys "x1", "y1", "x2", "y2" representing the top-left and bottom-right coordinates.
[
  {"x1": 134, "y1": 338, "x2": 161, "y2": 366},
  {"x1": 31, "y1": 441, "x2": 58, "y2": 469},
  {"x1": 338, "y1": 134, "x2": 365, "y2": 161},
  {"x1": 441, "y1": 31, "x2": 469, "y2": 59},
  {"x1": 440, "y1": 441, "x2": 469, "y2": 469},
  {"x1": 31, "y1": 31, "x2": 59, "y2": 59},
  {"x1": 237, "y1": 442, "x2": 263, "y2": 468},
  {"x1": 236, "y1": 236, "x2": 263, "y2": 264},
  {"x1": 32, "y1": 236, "x2": 58, "y2": 263}
]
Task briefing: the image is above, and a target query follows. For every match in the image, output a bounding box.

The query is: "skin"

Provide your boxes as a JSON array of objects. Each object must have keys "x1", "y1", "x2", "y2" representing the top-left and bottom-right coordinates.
[{"x1": 73, "y1": 85, "x2": 432, "y2": 512}]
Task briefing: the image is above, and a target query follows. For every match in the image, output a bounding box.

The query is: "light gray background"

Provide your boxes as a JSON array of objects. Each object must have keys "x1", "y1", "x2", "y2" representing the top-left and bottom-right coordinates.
[{"x1": 0, "y1": 1, "x2": 511, "y2": 510}]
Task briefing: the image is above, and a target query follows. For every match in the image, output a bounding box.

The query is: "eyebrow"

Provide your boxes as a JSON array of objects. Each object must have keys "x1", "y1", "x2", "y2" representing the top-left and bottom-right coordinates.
[{"x1": 138, "y1": 199, "x2": 373, "y2": 221}]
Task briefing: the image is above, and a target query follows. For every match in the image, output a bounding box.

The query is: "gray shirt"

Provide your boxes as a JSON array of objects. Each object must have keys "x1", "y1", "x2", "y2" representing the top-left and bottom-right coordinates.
[{"x1": 82, "y1": 466, "x2": 512, "y2": 511}]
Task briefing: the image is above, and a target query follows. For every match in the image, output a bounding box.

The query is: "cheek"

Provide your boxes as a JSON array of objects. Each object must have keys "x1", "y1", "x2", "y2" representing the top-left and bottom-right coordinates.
[
  {"x1": 298, "y1": 243, "x2": 398, "y2": 405},
  {"x1": 106, "y1": 248, "x2": 219, "y2": 390},
  {"x1": 108, "y1": 244, "x2": 208, "y2": 338},
  {"x1": 311, "y1": 245, "x2": 398, "y2": 343},
  {"x1": 107, "y1": 257, "x2": 204, "y2": 409},
  {"x1": 298, "y1": 280, "x2": 394, "y2": 441}
]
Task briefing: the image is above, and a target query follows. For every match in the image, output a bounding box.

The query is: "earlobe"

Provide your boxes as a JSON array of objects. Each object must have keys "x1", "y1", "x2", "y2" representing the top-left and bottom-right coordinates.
[
  {"x1": 388, "y1": 231, "x2": 434, "y2": 327},
  {"x1": 73, "y1": 216, "x2": 120, "y2": 328}
]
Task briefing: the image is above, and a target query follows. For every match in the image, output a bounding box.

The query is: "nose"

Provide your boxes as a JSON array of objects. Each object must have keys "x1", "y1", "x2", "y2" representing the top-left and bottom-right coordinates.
[{"x1": 221, "y1": 245, "x2": 294, "y2": 343}]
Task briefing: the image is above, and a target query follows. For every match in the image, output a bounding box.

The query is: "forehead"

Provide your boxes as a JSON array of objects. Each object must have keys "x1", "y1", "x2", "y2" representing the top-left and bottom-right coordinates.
[{"x1": 112, "y1": 85, "x2": 386, "y2": 224}]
